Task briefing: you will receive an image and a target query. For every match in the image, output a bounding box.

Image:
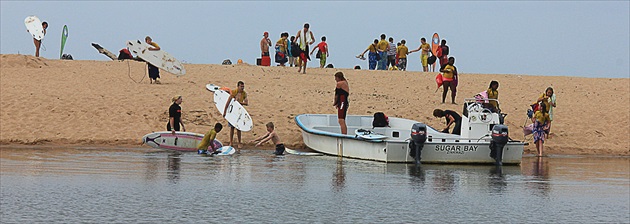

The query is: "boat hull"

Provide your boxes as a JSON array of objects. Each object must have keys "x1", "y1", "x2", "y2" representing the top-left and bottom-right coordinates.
[{"x1": 297, "y1": 114, "x2": 524, "y2": 165}]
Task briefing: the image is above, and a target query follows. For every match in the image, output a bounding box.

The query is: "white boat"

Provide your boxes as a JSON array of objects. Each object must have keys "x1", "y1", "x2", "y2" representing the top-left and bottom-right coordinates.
[{"x1": 295, "y1": 99, "x2": 526, "y2": 165}]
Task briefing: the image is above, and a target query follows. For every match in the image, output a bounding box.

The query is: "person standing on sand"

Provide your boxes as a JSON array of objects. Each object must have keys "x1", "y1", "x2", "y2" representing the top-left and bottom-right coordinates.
[
  {"x1": 30, "y1": 21, "x2": 48, "y2": 57},
  {"x1": 223, "y1": 81, "x2": 249, "y2": 149},
  {"x1": 288, "y1": 36, "x2": 296, "y2": 67},
  {"x1": 387, "y1": 37, "x2": 397, "y2": 69},
  {"x1": 409, "y1": 37, "x2": 431, "y2": 72},
  {"x1": 261, "y1": 31, "x2": 272, "y2": 66},
  {"x1": 275, "y1": 32, "x2": 288, "y2": 66},
  {"x1": 358, "y1": 39, "x2": 379, "y2": 70},
  {"x1": 396, "y1": 40, "x2": 409, "y2": 71},
  {"x1": 440, "y1": 57, "x2": 457, "y2": 104},
  {"x1": 438, "y1": 39, "x2": 449, "y2": 71},
  {"x1": 376, "y1": 34, "x2": 389, "y2": 70},
  {"x1": 295, "y1": 23, "x2": 315, "y2": 74},
  {"x1": 546, "y1": 87, "x2": 557, "y2": 135},
  {"x1": 251, "y1": 122, "x2": 285, "y2": 155},
  {"x1": 167, "y1": 95, "x2": 185, "y2": 134},
  {"x1": 334, "y1": 72, "x2": 350, "y2": 135},
  {"x1": 145, "y1": 36, "x2": 161, "y2": 84},
  {"x1": 310, "y1": 36, "x2": 328, "y2": 68}
]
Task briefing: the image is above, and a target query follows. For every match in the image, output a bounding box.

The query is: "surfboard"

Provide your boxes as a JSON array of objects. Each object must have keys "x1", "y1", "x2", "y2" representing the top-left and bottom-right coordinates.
[
  {"x1": 431, "y1": 33, "x2": 440, "y2": 56},
  {"x1": 25, "y1": 16, "x2": 45, "y2": 41},
  {"x1": 60, "y1": 25, "x2": 68, "y2": 59},
  {"x1": 142, "y1": 131, "x2": 222, "y2": 152},
  {"x1": 285, "y1": 147, "x2": 323, "y2": 156},
  {"x1": 126, "y1": 40, "x2": 186, "y2": 76},
  {"x1": 200, "y1": 146, "x2": 236, "y2": 156},
  {"x1": 91, "y1": 43, "x2": 117, "y2": 60},
  {"x1": 206, "y1": 84, "x2": 253, "y2": 132},
  {"x1": 355, "y1": 129, "x2": 387, "y2": 140}
]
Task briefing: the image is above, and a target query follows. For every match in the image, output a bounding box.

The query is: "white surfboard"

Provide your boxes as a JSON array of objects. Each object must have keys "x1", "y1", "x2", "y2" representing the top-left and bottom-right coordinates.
[
  {"x1": 355, "y1": 129, "x2": 387, "y2": 140},
  {"x1": 142, "y1": 131, "x2": 222, "y2": 152},
  {"x1": 285, "y1": 147, "x2": 323, "y2": 156},
  {"x1": 25, "y1": 16, "x2": 45, "y2": 40},
  {"x1": 206, "y1": 84, "x2": 253, "y2": 132},
  {"x1": 126, "y1": 40, "x2": 186, "y2": 76},
  {"x1": 215, "y1": 146, "x2": 236, "y2": 155}
]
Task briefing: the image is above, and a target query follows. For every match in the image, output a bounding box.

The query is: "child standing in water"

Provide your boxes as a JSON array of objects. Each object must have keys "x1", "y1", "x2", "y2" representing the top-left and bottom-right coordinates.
[{"x1": 251, "y1": 122, "x2": 285, "y2": 155}]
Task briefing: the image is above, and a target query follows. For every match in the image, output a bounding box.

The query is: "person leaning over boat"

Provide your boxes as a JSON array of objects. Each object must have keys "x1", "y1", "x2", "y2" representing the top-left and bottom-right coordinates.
[
  {"x1": 334, "y1": 72, "x2": 350, "y2": 134},
  {"x1": 433, "y1": 109, "x2": 461, "y2": 135}
]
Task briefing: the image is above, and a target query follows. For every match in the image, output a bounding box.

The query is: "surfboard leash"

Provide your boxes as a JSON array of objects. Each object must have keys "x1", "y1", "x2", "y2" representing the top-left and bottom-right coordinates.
[{"x1": 127, "y1": 59, "x2": 146, "y2": 83}]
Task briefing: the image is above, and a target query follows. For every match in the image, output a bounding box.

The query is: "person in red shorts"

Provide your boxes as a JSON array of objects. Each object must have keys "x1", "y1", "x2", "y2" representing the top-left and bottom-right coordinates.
[
  {"x1": 333, "y1": 72, "x2": 350, "y2": 134},
  {"x1": 295, "y1": 23, "x2": 315, "y2": 74}
]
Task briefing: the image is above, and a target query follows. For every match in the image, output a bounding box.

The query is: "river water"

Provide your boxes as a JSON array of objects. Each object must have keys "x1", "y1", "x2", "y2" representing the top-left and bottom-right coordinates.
[{"x1": 1, "y1": 146, "x2": 628, "y2": 223}]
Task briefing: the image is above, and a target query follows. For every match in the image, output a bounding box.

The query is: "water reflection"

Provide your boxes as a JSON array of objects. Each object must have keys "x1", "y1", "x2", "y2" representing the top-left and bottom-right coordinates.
[
  {"x1": 332, "y1": 158, "x2": 345, "y2": 192},
  {"x1": 166, "y1": 152, "x2": 182, "y2": 183},
  {"x1": 526, "y1": 156, "x2": 551, "y2": 197},
  {"x1": 407, "y1": 164, "x2": 426, "y2": 189},
  {"x1": 488, "y1": 166, "x2": 508, "y2": 193}
]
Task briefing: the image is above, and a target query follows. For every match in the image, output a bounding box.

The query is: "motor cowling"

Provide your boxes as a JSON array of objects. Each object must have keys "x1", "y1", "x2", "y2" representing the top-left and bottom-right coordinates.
[
  {"x1": 489, "y1": 124, "x2": 509, "y2": 165},
  {"x1": 409, "y1": 123, "x2": 427, "y2": 164}
]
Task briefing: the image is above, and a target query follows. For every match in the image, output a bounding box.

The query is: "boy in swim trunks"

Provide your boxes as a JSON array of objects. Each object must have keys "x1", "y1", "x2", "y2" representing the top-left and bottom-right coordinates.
[{"x1": 252, "y1": 122, "x2": 285, "y2": 155}]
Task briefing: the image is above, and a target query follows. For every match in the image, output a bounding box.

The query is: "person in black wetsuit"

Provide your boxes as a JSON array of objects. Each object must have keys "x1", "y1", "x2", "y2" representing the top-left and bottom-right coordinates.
[
  {"x1": 334, "y1": 72, "x2": 350, "y2": 134},
  {"x1": 167, "y1": 95, "x2": 185, "y2": 134},
  {"x1": 433, "y1": 109, "x2": 461, "y2": 135}
]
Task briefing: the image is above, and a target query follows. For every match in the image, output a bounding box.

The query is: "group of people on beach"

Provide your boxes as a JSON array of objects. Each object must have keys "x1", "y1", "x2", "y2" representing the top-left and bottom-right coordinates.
[
  {"x1": 167, "y1": 81, "x2": 286, "y2": 156},
  {"x1": 260, "y1": 23, "x2": 329, "y2": 74}
]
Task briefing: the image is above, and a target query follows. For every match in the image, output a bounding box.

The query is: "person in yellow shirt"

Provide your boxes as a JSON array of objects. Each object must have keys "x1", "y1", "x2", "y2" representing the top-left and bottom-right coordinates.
[
  {"x1": 197, "y1": 123, "x2": 223, "y2": 154},
  {"x1": 486, "y1": 81, "x2": 500, "y2": 112},
  {"x1": 396, "y1": 40, "x2": 409, "y2": 71},
  {"x1": 376, "y1": 34, "x2": 389, "y2": 70},
  {"x1": 145, "y1": 36, "x2": 161, "y2": 84},
  {"x1": 223, "y1": 81, "x2": 249, "y2": 149},
  {"x1": 275, "y1": 32, "x2": 288, "y2": 66},
  {"x1": 440, "y1": 57, "x2": 458, "y2": 104},
  {"x1": 532, "y1": 103, "x2": 551, "y2": 157},
  {"x1": 358, "y1": 39, "x2": 379, "y2": 70},
  {"x1": 409, "y1": 37, "x2": 431, "y2": 72}
]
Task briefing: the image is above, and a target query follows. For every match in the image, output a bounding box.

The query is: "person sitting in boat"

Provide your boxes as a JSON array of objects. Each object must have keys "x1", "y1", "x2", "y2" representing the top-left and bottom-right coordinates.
[
  {"x1": 433, "y1": 109, "x2": 461, "y2": 135},
  {"x1": 485, "y1": 80, "x2": 500, "y2": 113}
]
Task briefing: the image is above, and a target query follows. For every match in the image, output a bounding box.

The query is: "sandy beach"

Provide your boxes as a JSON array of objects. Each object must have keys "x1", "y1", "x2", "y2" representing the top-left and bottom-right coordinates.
[{"x1": 1, "y1": 54, "x2": 628, "y2": 155}]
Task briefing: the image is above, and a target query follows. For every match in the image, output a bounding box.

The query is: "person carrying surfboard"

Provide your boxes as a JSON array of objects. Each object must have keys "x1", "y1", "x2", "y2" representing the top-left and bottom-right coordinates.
[
  {"x1": 144, "y1": 36, "x2": 161, "y2": 84},
  {"x1": 197, "y1": 123, "x2": 223, "y2": 154},
  {"x1": 223, "y1": 81, "x2": 249, "y2": 149},
  {"x1": 251, "y1": 122, "x2": 285, "y2": 155},
  {"x1": 31, "y1": 21, "x2": 48, "y2": 57}
]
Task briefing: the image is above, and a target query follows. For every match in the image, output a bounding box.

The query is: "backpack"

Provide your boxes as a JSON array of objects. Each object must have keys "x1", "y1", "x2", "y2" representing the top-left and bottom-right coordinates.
[
  {"x1": 291, "y1": 42, "x2": 300, "y2": 56},
  {"x1": 372, "y1": 112, "x2": 389, "y2": 128},
  {"x1": 222, "y1": 59, "x2": 232, "y2": 65},
  {"x1": 118, "y1": 49, "x2": 133, "y2": 60}
]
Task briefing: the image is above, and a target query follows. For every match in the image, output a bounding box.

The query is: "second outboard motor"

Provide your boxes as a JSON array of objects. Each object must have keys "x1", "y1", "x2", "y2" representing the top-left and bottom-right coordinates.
[
  {"x1": 489, "y1": 124, "x2": 509, "y2": 166},
  {"x1": 409, "y1": 123, "x2": 427, "y2": 165}
]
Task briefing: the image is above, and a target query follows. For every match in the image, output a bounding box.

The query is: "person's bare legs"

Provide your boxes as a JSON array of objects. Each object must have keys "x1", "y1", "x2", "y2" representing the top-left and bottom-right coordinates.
[
  {"x1": 536, "y1": 140, "x2": 544, "y2": 157},
  {"x1": 229, "y1": 127, "x2": 235, "y2": 146},
  {"x1": 237, "y1": 130, "x2": 242, "y2": 149},
  {"x1": 338, "y1": 118, "x2": 347, "y2": 135},
  {"x1": 451, "y1": 84, "x2": 457, "y2": 104},
  {"x1": 34, "y1": 39, "x2": 41, "y2": 57}
]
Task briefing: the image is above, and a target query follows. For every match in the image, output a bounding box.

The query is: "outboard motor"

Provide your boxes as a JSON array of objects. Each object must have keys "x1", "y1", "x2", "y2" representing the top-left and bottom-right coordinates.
[
  {"x1": 409, "y1": 123, "x2": 427, "y2": 165},
  {"x1": 489, "y1": 124, "x2": 509, "y2": 166}
]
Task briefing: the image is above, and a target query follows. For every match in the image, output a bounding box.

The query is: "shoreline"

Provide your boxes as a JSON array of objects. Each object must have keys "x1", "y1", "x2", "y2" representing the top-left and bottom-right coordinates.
[{"x1": 1, "y1": 54, "x2": 628, "y2": 156}]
